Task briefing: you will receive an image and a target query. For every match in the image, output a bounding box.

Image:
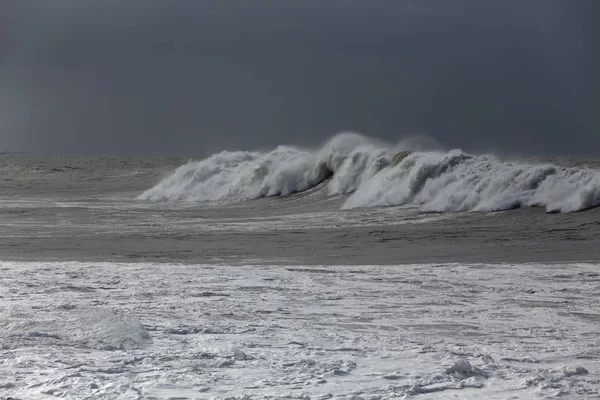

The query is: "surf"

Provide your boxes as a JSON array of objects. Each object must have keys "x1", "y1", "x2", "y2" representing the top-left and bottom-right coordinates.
[{"x1": 139, "y1": 133, "x2": 600, "y2": 213}]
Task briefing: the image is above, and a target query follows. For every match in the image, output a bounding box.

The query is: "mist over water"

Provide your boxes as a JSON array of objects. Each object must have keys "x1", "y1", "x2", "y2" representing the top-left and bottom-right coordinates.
[{"x1": 140, "y1": 133, "x2": 600, "y2": 213}]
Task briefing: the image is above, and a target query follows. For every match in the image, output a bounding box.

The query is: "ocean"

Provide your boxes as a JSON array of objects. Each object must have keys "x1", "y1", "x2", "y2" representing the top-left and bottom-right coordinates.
[{"x1": 1, "y1": 133, "x2": 600, "y2": 399}]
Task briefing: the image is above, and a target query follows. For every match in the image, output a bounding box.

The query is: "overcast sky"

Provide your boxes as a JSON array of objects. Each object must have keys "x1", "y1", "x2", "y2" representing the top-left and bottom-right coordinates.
[{"x1": 1, "y1": 0, "x2": 598, "y2": 155}]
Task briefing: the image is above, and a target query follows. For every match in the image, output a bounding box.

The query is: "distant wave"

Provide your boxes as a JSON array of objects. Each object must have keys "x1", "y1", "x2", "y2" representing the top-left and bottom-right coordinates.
[{"x1": 139, "y1": 133, "x2": 600, "y2": 213}]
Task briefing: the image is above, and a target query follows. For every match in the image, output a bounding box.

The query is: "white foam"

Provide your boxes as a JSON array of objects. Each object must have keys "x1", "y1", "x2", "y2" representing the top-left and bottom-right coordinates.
[
  {"x1": 1, "y1": 261, "x2": 599, "y2": 399},
  {"x1": 138, "y1": 133, "x2": 393, "y2": 202},
  {"x1": 139, "y1": 133, "x2": 379, "y2": 202},
  {"x1": 345, "y1": 150, "x2": 600, "y2": 212},
  {"x1": 140, "y1": 134, "x2": 600, "y2": 213}
]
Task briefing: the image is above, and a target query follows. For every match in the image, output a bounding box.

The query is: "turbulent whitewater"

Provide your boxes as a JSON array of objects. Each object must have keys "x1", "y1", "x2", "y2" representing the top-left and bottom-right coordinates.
[
  {"x1": 2, "y1": 261, "x2": 600, "y2": 400},
  {"x1": 140, "y1": 133, "x2": 600, "y2": 213},
  {"x1": 2, "y1": 138, "x2": 600, "y2": 399}
]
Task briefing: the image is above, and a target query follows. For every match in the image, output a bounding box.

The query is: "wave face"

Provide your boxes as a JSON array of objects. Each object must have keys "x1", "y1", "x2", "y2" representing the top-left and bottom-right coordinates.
[
  {"x1": 138, "y1": 133, "x2": 389, "y2": 202},
  {"x1": 344, "y1": 150, "x2": 600, "y2": 213},
  {"x1": 139, "y1": 133, "x2": 600, "y2": 213}
]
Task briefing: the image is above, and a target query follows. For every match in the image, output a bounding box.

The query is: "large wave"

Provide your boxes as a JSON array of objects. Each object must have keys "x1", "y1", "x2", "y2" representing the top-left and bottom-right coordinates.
[{"x1": 139, "y1": 133, "x2": 600, "y2": 213}]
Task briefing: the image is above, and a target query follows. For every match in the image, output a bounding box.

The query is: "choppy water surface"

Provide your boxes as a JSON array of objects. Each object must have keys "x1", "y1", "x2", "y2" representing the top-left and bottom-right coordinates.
[
  {"x1": 1, "y1": 261, "x2": 599, "y2": 399},
  {"x1": 1, "y1": 139, "x2": 599, "y2": 264},
  {"x1": 1, "y1": 135, "x2": 600, "y2": 398}
]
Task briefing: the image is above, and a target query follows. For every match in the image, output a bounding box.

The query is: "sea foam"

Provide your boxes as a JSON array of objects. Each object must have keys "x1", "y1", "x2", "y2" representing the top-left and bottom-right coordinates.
[{"x1": 139, "y1": 133, "x2": 600, "y2": 213}]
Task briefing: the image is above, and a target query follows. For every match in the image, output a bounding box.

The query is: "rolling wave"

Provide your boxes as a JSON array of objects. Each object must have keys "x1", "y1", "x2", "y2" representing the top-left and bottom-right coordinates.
[{"x1": 139, "y1": 133, "x2": 600, "y2": 213}]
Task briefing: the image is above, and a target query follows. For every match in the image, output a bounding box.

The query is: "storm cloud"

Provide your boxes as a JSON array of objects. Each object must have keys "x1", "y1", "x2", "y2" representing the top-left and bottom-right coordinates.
[{"x1": 1, "y1": 0, "x2": 598, "y2": 155}]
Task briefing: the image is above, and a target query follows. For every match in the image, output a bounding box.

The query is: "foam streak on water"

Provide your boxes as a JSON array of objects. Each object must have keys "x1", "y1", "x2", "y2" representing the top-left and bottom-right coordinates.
[{"x1": 1, "y1": 261, "x2": 599, "y2": 399}]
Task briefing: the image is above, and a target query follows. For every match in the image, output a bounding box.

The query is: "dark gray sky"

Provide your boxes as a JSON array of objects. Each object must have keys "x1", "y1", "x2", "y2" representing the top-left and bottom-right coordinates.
[{"x1": 1, "y1": 0, "x2": 598, "y2": 155}]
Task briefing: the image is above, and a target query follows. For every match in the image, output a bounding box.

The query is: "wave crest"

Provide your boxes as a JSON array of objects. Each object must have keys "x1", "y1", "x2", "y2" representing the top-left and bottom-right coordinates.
[
  {"x1": 139, "y1": 133, "x2": 600, "y2": 213},
  {"x1": 138, "y1": 133, "x2": 388, "y2": 202}
]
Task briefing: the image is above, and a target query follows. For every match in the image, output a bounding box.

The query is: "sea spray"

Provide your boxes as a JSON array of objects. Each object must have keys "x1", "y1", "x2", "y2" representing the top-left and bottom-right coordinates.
[
  {"x1": 343, "y1": 151, "x2": 600, "y2": 213},
  {"x1": 138, "y1": 133, "x2": 390, "y2": 202},
  {"x1": 140, "y1": 133, "x2": 600, "y2": 213}
]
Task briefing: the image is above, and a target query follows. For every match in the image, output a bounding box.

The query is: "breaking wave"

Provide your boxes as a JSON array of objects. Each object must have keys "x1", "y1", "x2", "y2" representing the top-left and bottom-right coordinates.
[{"x1": 139, "y1": 133, "x2": 600, "y2": 213}]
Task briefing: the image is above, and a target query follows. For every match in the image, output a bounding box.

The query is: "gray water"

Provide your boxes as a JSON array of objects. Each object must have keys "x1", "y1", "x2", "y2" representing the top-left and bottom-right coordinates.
[
  {"x1": 3, "y1": 152, "x2": 600, "y2": 399},
  {"x1": 1, "y1": 154, "x2": 599, "y2": 265}
]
